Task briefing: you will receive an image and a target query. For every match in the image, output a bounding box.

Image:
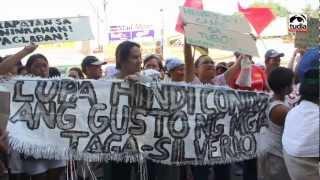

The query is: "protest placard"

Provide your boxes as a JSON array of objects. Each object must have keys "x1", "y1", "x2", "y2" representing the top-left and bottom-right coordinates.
[
  {"x1": 185, "y1": 24, "x2": 259, "y2": 56},
  {"x1": 295, "y1": 18, "x2": 319, "y2": 48},
  {"x1": 181, "y1": 7, "x2": 258, "y2": 56},
  {"x1": 4, "y1": 78, "x2": 270, "y2": 164},
  {"x1": 0, "y1": 16, "x2": 93, "y2": 49},
  {"x1": 182, "y1": 7, "x2": 251, "y2": 33}
]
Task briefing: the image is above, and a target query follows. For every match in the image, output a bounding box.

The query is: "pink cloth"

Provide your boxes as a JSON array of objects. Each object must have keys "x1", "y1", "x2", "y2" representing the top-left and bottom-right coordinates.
[{"x1": 175, "y1": 0, "x2": 203, "y2": 33}]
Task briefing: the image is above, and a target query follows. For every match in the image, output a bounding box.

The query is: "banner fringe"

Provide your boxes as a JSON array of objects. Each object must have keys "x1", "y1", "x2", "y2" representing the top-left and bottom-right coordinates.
[{"x1": 9, "y1": 134, "x2": 268, "y2": 165}]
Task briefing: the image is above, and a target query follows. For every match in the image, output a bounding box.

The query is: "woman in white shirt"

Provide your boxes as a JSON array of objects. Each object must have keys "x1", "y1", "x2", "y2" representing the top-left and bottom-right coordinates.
[
  {"x1": 259, "y1": 67, "x2": 294, "y2": 180},
  {"x1": 282, "y1": 68, "x2": 319, "y2": 180},
  {"x1": 9, "y1": 54, "x2": 65, "y2": 180}
]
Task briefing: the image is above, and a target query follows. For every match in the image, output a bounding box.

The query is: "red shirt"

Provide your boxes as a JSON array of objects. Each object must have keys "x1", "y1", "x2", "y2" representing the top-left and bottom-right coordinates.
[{"x1": 230, "y1": 65, "x2": 268, "y2": 91}]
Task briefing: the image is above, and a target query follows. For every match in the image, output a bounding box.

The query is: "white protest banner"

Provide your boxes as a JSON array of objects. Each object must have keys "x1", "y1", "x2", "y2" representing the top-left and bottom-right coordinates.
[
  {"x1": 0, "y1": 16, "x2": 93, "y2": 49},
  {"x1": 295, "y1": 18, "x2": 319, "y2": 48},
  {"x1": 185, "y1": 24, "x2": 259, "y2": 56},
  {"x1": 182, "y1": 7, "x2": 259, "y2": 56},
  {"x1": 5, "y1": 78, "x2": 269, "y2": 165},
  {"x1": 181, "y1": 7, "x2": 251, "y2": 33}
]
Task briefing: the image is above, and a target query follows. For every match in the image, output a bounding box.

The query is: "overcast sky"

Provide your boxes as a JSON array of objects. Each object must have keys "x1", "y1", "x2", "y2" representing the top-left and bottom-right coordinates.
[
  {"x1": 0, "y1": 0, "x2": 317, "y2": 61},
  {"x1": 1, "y1": 0, "x2": 318, "y2": 20},
  {"x1": 1, "y1": 0, "x2": 317, "y2": 36}
]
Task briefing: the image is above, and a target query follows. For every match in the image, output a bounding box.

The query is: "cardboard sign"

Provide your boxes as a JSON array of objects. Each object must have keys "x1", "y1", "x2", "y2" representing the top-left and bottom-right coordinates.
[
  {"x1": 185, "y1": 24, "x2": 259, "y2": 56},
  {"x1": 182, "y1": 7, "x2": 258, "y2": 56},
  {"x1": 182, "y1": 7, "x2": 251, "y2": 33},
  {"x1": 0, "y1": 16, "x2": 94, "y2": 49}
]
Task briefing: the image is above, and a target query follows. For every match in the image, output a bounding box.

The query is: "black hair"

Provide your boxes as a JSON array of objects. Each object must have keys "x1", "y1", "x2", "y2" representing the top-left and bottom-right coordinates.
[
  {"x1": 26, "y1": 53, "x2": 48, "y2": 73},
  {"x1": 143, "y1": 54, "x2": 164, "y2": 71},
  {"x1": 299, "y1": 68, "x2": 319, "y2": 102},
  {"x1": 268, "y1": 67, "x2": 294, "y2": 94},
  {"x1": 69, "y1": 67, "x2": 84, "y2": 79},
  {"x1": 195, "y1": 55, "x2": 213, "y2": 68},
  {"x1": 115, "y1": 41, "x2": 140, "y2": 69},
  {"x1": 49, "y1": 67, "x2": 61, "y2": 77}
]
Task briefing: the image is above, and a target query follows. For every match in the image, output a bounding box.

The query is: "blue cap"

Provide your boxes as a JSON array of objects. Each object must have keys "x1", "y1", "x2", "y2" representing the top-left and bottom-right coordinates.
[
  {"x1": 298, "y1": 46, "x2": 320, "y2": 80},
  {"x1": 165, "y1": 58, "x2": 184, "y2": 71}
]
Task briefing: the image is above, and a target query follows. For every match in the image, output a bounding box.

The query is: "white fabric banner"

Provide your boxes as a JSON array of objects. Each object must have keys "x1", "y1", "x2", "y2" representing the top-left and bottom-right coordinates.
[
  {"x1": 4, "y1": 78, "x2": 270, "y2": 165},
  {"x1": 0, "y1": 17, "x2": 93, "y2": 49}
]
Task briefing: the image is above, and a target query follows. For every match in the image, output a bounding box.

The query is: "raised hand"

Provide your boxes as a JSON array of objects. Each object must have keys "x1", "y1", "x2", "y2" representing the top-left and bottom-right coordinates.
[{"x1": 23, "y1": 43, "x2": 38, "y2": 54}]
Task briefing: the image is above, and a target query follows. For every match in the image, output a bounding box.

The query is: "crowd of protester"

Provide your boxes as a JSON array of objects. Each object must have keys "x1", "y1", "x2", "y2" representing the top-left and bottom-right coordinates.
[{"x1": 0, "y1": 41, "x2": 319, "y2": 180}]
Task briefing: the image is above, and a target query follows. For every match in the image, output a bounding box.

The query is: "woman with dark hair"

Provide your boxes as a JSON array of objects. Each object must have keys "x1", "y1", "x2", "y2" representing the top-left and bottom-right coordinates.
[
  {"x1": 104, "y1": 41, "x2": 142, "y2": 180},
  {"x1": 114, "y1": 41, "x2": 141, "y2": 78},
  {"x1": 143, "y1": 54, "x2": 164, "y2": 72},
  {"x1": 9, "y1": 53, "x2": 65, "y2": 180},
  {"x1": 68, "y1": 67, "x2": 84, "y2": 79},
  {"x1": 258, "y1": 67, "x2": 294, "y2": 180},
  {"x1": 143, "y1": 54, "x2": 165, "y2": 79},
  {"x1": 26, "y1": 53, "x2": 49, "y2": 78},
  {"x1": 282, "y1": 68, "x2": 319, "y2": 180},
  {"x1": 0, "y1": 43, "x2": 37, "y2": 75},
  {"x1": 49, "y1": 67, "x2": 61, "y2": 78},
  {"x1": 184, "y1": 42, "x2": 241, "y2": 180}
]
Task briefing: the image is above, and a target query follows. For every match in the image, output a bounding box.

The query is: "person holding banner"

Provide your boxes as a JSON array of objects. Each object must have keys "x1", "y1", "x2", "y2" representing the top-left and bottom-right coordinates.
[
  {"x1": 184, "y1": 42, "x2": 246, "y2": 180},
  {"x1": 0, "y1": 43, "x2": 38, "y2": 76},
  {"x1": 81, "y1": 56, "x2": 106, "y2": 80},
  {"x1": 184, "y1": 41, "x2": 244, "y2": 87},
  {"x1": 143, "y1": 54, "x2": 165, "y2": 79},
  {"x1": 103, "y1": 41, "x2": 142, "y2": 180},
  {"x1": 9, "y1": 53, "x2": 65, "y2": 180},
  {"x1": 164, "y1": 58, "x2": 185, "y2": 82},
  {"x1": 68, "y1": 67, "x2": 85, "y2": 79},
  {"x1": 105, "y1": 41, "x2": 182, "y2": 180},
  {"x1": 24, "y1": 54, "x2": 50, "y2": 78},
  {"x1": 76, "y1": 55, "x2": 106, "y2": 180}
]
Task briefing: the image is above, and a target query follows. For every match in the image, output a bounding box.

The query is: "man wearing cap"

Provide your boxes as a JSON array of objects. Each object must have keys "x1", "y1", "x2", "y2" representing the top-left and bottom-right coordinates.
[
  {"x1": 264, "y1": 49, "x2": 285, "y2": 75},
  {"x1": 81, "y1": 56, "x2": 107, "y2": 80},
  {"x1": 78, "y1": 55, "x2": 106, "y2": 180}
]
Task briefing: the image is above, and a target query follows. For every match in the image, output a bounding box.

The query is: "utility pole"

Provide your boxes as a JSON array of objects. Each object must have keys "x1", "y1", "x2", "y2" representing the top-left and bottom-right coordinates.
[{"x1": 160, "y1": 8, "x2": 165, "y2": 58}]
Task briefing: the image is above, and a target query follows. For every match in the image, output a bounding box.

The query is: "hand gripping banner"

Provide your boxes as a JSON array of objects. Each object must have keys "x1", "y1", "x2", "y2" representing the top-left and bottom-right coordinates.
[{"x1": 3, "y1": 77, "x2": 270, "y2": 165}]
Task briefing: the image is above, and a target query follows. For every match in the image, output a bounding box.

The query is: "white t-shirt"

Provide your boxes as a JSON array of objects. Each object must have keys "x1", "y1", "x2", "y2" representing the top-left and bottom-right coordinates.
[
  {"x1": 191, "y1": 73, "x2": 227, "y2": 86},
  {"x1": 282, "y1": 100, "x2": 320, "y2": 157}
]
